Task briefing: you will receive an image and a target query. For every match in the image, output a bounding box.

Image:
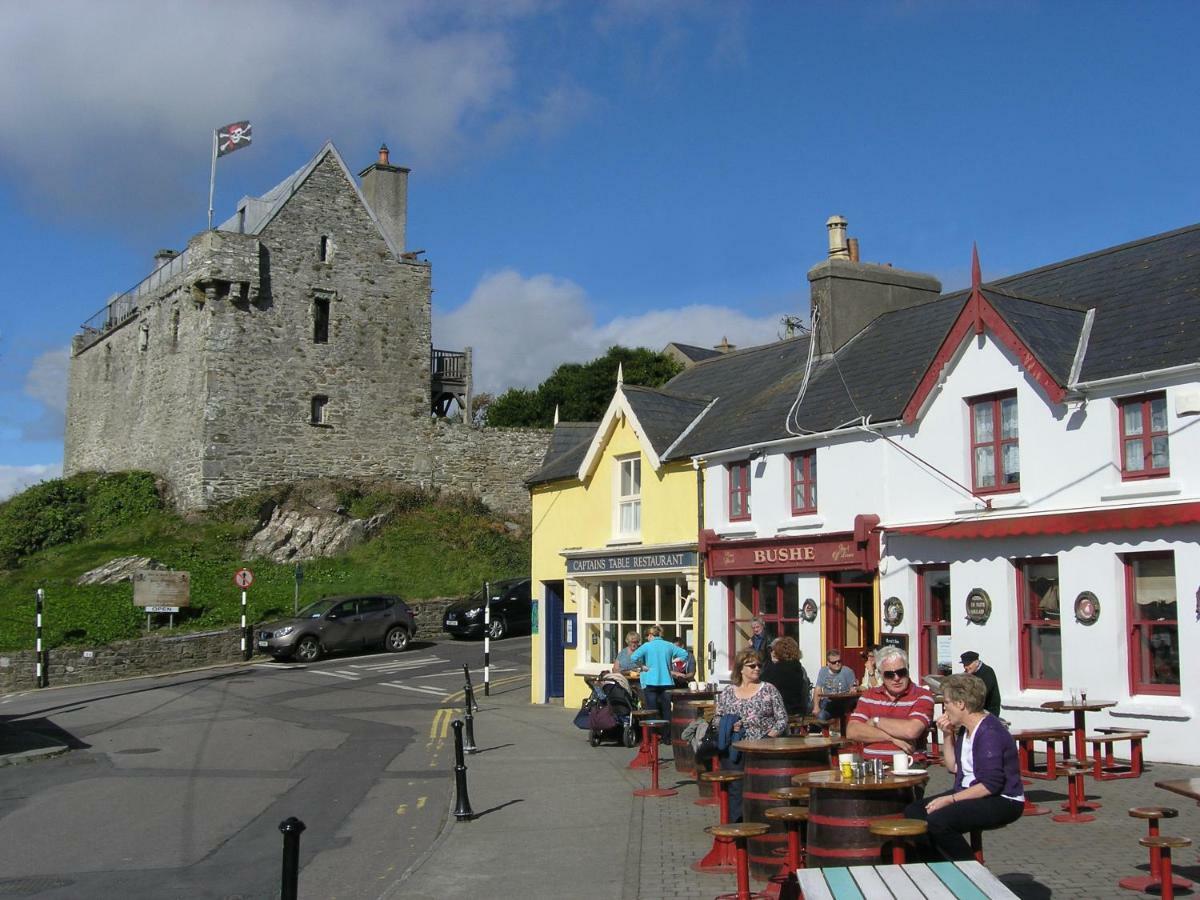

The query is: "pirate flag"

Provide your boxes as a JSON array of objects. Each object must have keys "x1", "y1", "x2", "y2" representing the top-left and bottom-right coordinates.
[{"x1": 216, "y1": 121, "x2": 252, "y2": 157}]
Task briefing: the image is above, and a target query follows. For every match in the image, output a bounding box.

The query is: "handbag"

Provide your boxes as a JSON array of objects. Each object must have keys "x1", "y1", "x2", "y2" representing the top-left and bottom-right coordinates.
[{"x1": 694, "y1": 718, "x2": 719, "y2": 763}]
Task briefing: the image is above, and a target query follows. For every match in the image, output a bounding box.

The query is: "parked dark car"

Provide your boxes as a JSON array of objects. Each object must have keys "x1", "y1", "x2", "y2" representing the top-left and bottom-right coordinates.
[
  {"x1": 442, "y1": 578, "x2": 532, "y2": 640},
  {"x1": 256, "y1": 595, "x2": 416, "y2": 662}
]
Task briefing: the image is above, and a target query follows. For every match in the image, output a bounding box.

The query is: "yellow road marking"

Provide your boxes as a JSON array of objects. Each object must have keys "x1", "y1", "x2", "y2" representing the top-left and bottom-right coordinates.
[
  {"x1": 396, "y1": 804, "x2": 407, "y2": 816},
  {"x1": 416, "y1": 796, "x2": 427, "y2": 809}
]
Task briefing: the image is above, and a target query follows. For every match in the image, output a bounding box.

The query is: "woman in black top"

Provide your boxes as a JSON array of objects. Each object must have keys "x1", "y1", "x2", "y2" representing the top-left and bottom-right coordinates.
[{"x1": 762, "y1": 636, "x2": 812, "y2": 716}]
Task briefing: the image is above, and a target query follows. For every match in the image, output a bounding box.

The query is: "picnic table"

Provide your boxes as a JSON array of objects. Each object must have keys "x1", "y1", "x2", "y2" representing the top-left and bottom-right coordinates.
[
  {"x1": 796, "y1": 860, "x2": 1018, "y2": 898},
  {"x1": 1156, "y1": 778, "x2": 1200, "y2": 805}
]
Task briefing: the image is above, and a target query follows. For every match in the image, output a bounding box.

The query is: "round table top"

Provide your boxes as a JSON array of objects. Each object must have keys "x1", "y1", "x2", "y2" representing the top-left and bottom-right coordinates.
[
  {"x1": 1041, "y1": 700, "x2": 1117, "y2": 712},
  {"x1": 804, "y1": 769, "x2": 929, "y2": 791},
  {"x1": 732, "y1": 736, "x2": 843, "y2": 753},
  {"x1": 821, "y1": 690, "x2": 862, "y2": 700},
  {"x1": 683, "y1": 700, "x2": 715, "y2": 709}
]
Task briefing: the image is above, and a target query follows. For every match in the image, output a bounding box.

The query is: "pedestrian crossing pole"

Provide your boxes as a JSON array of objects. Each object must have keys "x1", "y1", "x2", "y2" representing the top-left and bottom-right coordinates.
[
  {"x1": 241, "y1": 589, "x2": 250, "y2": 661},
  {"x1": 482, "y1": 581, "x2": 491, "y2": 696},
  {"x1": 35, "y1": 588, "x2": 46, "y2": 688}
]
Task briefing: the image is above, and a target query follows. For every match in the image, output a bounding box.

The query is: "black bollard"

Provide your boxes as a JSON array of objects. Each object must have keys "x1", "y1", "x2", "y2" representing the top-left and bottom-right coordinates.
[
  {"x1": 462, "y1": 664, "x2": 480, "y2": 712},
  {"x1": 35, "y1": 589, "x2": 47, "y2": 689},
  {"x1": 463, "y1": 683, "x2": 478, "y2": 754},
  {"x1": 278, "y1": 816, "x2": 306, "y2": 900},
  {"x1": 451, "y1": 720, "x2": 475, "y2": 820}
]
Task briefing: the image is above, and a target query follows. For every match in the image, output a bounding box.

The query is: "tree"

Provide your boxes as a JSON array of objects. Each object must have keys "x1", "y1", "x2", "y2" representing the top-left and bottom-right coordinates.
[{"x1": 485, "y1": 346, "x2": 683, "y2": 427}]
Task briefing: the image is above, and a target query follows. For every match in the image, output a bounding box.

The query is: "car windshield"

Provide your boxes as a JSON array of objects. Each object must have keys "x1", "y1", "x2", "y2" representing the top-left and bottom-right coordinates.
[
  {"x1": 296, "y1": 599, "x2": 339, "y2": 619},
  {"x1": 468, "y1": 581, "x2": 517, "y2": 604}
]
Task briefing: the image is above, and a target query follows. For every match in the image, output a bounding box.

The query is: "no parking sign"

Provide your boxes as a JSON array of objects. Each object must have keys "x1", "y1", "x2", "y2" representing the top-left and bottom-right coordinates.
[{"x1": 234, "y1": 568, "x2": 254, "y2": 589}]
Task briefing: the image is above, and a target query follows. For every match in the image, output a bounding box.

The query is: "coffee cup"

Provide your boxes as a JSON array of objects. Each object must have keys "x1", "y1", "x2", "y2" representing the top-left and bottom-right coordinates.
[{"x1": 891, "y1": 751, "x2": 915, "y2": 774}]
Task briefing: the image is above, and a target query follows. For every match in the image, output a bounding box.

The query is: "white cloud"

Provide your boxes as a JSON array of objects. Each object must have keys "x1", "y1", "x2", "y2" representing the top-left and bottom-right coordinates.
[
  {"x1": 0, "y1": 463, "x2": 62, "y2": 502},
  {"x1": 21, "y1": 346, "x2": 70, "y2": 441},
  {"x1": 434, "y1": 269, "x2": 787, "y2": 394}
]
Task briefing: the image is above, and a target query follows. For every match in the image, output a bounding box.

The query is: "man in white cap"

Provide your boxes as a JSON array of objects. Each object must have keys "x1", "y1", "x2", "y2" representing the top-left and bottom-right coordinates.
[{"x1": 960, "y1": 651, "x2": 1001, "y2": 717}]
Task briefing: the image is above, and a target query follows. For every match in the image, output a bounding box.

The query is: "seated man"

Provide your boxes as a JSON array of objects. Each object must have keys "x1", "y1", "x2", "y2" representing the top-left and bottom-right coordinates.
[
  {"x1": 671, "y1": 637, "x2": 697, "y2": 684},
  {"x1": 812, "y1": 650, "x2": 857, "y2": 722},
  {"x1": 846, "y1": 645, "x2": 934, "y2": 759}
]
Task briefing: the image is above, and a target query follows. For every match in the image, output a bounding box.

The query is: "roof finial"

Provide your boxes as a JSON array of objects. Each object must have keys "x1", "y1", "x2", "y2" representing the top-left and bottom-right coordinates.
[
  {"x1": 616, "y1": 362, "x2": 624, "y2": 386},
  {"x1": 971, "y1": 242, "x2": 982, "y2": 292},
  {"x1": 553, "y1": 404, "x2": 560, "y2": 426}
]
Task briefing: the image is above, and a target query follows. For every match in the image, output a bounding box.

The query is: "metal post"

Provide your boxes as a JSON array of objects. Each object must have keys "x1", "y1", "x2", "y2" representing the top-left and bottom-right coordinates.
[
  {"x1": 463, "y1": 684, "x2": 478, "y2": 754},
  {"x1": 482, "y1": 580, "x2": 491, "y2": 696},
  {"x1": 293, "y1": 563, "x2": 303, "y2": 616},
  {"x1": 451, "y1": 720, "x2": 475, "y2": 820},
  {"x1": 462, "y1": 664, "x2": 479, "y2": 713},
  {"x1": 241, "y1": 589, "x2": 250, "y2": 661},
  {"x1": 35, "y1": 589, "x2": 46, "y2": 689},
  {"x1": 278, "y1": 817, "x2": 306, "y2": 900}
]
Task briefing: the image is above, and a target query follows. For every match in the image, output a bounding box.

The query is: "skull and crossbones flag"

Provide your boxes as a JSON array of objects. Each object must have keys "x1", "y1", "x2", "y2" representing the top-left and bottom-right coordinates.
[{"x1": 216, "y1": 121, "x2": 252, "y2": 157}]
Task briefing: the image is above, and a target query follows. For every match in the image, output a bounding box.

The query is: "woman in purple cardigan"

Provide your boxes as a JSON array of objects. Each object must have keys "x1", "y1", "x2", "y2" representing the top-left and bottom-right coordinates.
[{"x1": 904, "y1": 673, "x2": 1024, "y2": 860}]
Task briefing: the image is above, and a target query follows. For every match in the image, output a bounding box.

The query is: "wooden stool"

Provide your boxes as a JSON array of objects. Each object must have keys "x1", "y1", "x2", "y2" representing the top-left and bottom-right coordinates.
[
  {"x1": 1052, "y1": 763, "x2": 1095, "y2": 824},
  {"x1": 1139, "y1": 836, "x2": 1192, "y2": 900},
  {"x1": 1120, "y1": 807, "x2": 1192, "y2": 892},
  {"x1": 763, "y1": 807, "x2": 807, "y2": 900},
  {"x1": 633, "y1": 719, "x2": 676, "y2": 797},
  {"x1": 629, "y1": 711, "x2": 658, "y2": 769},
  {"x1": 769, "y1": 785, "x2": 810, "y2": 806},
  {"x1": 869, "y1": 818, "x2": 928, "y2": 865},
  {"x1": 705, "y1": 822, "x2": 771, "y2": 900},
  {"x1": 695, "y1": 754, "x2": 720, "y2": 807},
  {"x1": 695, "y1": 772, "x2": 744, "y2": 872}
]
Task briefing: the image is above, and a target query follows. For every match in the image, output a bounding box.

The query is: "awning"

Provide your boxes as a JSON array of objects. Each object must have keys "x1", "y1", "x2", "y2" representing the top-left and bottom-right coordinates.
[{"x1": 886, "y1": 501, "x2": 1200, "y2": 541}]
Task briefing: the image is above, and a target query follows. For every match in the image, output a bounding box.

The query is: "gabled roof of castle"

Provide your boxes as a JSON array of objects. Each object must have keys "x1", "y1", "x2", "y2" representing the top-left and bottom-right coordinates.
[{"x1": 216, "y1": 142, "x2": 403, "y2": 259}]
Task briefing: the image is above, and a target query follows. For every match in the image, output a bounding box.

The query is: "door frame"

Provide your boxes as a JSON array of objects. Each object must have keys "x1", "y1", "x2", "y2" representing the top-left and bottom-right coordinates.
[
  {"x1": 824, "y1": 572, "x2": 876, "y2": 682},
  {"x1": 543, "y1": 580, "x2": 565, "y2": 701}
]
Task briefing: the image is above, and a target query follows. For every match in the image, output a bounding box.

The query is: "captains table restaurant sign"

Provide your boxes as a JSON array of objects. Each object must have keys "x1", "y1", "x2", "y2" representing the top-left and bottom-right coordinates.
[{"x1": 133, "y1": 570, "x2": 190, "y2": 613}]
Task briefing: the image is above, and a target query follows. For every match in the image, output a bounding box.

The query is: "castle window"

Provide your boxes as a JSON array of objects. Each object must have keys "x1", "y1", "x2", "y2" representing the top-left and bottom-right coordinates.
[
  {"x1": 310, "y1": 395, "x2": 329, "y2": 426},
  {"x1": 139, "y1": 320, "x2": 149, "y2": 351},
  {"x1": 319, "y1": 235, "x2": 331, "y2": 263},
  {"x1": 313, "y1": 298, "x2": 330, "y2": 344},
  {"x1": 171, "y1": 309, "x2": 181, "y2": 347}
]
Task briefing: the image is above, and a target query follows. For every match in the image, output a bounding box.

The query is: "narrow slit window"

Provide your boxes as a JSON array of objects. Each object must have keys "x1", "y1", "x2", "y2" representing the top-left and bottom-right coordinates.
[
  {"x1": 313, "y1": 298, "x2": 330, "y2": 344},
  {"x1": 310, "y1": 395, "x2": 329, "y2": 425},
  {"x1": 319, "y1": 235, "x2": 330, "y2": 262}
]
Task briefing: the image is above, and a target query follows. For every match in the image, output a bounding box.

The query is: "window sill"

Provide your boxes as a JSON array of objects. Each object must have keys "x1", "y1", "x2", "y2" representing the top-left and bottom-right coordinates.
[
  {"x1": 954, "y1": 494, "x2": 1027, "y2": 515},
  {"x1": 606, "y1": 536, "x2": 642, "y2": 548},
  {"x1": 1100, "y1": 479, "x2": 1181, "y2": 502},
  {"x1": 777, "y1": 517, "x2": 825, "y2": 533},
  {"x1": 717, "y1": 528, "x2": 757, "y2": 539},
  {"x1": 1111, "y1": 701, "x2": 1190, "y2": 721}
]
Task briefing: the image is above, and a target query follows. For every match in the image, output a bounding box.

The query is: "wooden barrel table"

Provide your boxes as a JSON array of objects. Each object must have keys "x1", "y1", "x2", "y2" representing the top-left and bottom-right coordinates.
[
  {"x1": 733, "y1": 737, "x2": 842, "y2": 880},
  {"x1": 669, "y1": 689, "x2": 714, "y2": 774},
  {"x1": 803, "y1": 769, "x2": 929, "y2": 868}
]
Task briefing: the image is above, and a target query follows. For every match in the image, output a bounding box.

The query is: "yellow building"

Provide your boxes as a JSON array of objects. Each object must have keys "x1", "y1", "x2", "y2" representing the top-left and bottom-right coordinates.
[{"x1": 528, "y1": 381, "x2": 709, "y2": 708}]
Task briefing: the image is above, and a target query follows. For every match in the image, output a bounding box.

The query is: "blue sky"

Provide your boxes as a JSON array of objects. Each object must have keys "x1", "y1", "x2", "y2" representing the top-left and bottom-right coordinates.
[{"x1": 4, "y1": 1, "x2": 1200, "y2": 498}]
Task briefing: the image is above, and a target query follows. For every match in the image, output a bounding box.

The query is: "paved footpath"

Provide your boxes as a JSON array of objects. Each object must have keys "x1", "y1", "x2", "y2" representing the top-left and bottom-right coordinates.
[{"x1": 393, "y1": 690, "x2": 1200, "y2": 900}]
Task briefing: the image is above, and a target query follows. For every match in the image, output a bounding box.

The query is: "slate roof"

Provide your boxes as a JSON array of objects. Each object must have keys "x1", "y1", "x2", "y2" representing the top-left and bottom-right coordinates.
[
  {"x1": 665, "y1": 342, "x2": 723, "y2": 363},
  {"x1": 526, "y1": 422, "x2": 598, "y2": 485},
  {"x1": 531, "y1": 222, "x2": 1200, "y2": 483},
  {"x1": 622, "y1": 385, "x2": 711, "y2": 457}
]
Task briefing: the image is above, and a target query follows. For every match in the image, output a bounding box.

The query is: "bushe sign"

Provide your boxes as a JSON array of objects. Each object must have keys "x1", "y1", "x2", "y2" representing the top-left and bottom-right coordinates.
[{"x1": 133, "y1": 570, "x2": 190, "y2": 608}]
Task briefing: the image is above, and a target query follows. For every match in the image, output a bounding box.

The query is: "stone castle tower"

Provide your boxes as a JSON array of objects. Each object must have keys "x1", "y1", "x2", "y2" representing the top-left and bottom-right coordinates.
[{"x1": 64, "y1": 143, "x2": 548, "y2": 514}]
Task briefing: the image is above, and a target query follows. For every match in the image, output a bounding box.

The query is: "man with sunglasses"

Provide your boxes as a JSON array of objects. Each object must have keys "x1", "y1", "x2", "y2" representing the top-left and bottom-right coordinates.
[
  {"x1": 812, "y1": 650, "x2": 856, "y2": 723},
  {"x1": 847, "y1": 645, "x2": 934, "y2": 759}
]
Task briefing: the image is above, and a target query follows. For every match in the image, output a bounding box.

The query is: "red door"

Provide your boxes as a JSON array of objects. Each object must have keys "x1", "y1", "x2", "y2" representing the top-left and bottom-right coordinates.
[{"x1": 825, "y1": 572, "x2": 875, "y2": 682}]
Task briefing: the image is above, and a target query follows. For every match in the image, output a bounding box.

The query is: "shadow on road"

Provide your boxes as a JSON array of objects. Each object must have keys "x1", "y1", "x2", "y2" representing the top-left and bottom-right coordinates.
[
  {"x1": 470, "y1": 798, "x2": 525, "y2": 819},
  {"x1": 469, "y1": 743, "x2": 515, "y2": 755},
  {"x1": 0, "y1": 715, "x2": 91, "y2": 753}
]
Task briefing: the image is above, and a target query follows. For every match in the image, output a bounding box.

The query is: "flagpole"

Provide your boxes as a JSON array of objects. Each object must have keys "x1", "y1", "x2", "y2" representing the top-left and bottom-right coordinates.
[{"x1": 207, "y1": 129, "x2": 218, "y2": 230}]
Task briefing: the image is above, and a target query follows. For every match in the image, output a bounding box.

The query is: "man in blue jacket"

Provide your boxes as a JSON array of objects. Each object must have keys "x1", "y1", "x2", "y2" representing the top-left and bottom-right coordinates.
[{"x1": 631, "y1": 626, "x2": 689, "y2": 723}]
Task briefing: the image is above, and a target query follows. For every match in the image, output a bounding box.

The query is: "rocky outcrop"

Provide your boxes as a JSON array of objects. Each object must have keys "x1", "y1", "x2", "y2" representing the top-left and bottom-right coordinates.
[
  {"x1": 76, "y1": 556, "x2": 166, "y2": 585},
  {"x1": 244, "y1": 507, "x2": 388, "y2": 563}
]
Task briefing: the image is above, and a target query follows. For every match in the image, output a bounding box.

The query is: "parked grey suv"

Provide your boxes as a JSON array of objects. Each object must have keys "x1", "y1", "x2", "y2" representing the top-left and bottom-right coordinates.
[{"x1": 256, "y1": 595, "x2": 416, "y2": 662}]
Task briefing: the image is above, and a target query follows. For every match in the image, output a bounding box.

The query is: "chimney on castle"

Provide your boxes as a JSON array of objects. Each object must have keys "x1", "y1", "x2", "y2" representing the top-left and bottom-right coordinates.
[
  {"x1": 359, "y1": 143, "x2": 409, "y2": 253},
  {"x1": 153, "y1": 249, "x2": 179, "y2": 272}
]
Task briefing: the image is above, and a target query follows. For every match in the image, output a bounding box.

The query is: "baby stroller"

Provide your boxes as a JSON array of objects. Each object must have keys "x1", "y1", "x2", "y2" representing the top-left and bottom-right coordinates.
[{"x1": 587, "y1": 679, "x2": 638, "y2": 748}]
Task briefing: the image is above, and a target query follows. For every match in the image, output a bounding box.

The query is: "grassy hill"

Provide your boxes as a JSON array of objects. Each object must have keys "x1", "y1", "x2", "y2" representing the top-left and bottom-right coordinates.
[{"x1": 0, "y1": 473, "x2": 529, "y2": 653}]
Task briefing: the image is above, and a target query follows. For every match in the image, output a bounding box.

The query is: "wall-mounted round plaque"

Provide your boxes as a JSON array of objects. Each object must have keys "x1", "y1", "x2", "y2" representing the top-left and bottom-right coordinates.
[
  {"x1": 1074, "y1": 591, "x2": 1100, "y2": 625},
  {"x1": 801, "y1": 598, "x2": 818, "y2": 622},
  {"x1": 883, "y1": 596, "x2": 904, "y2": 628},
  {"x1": 965, "y1": 588, "x2": 992, "y2": 625}
]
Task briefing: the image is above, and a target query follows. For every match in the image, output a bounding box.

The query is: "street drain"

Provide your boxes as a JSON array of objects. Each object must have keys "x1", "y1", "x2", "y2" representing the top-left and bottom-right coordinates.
[
  {"x1": 113, "y1": 747, "x2": 160, "y2": 755},
  {"x1": 0, "y1": 877, "x2": 75, "y2": 896}
]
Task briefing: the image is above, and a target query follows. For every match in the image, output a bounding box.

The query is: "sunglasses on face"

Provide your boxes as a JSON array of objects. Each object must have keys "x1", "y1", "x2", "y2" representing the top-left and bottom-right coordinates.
[
  {"x1": 744, "y1": 662, "x2": 761, "y2": 669},
  {"x1": 828, "y1": 660, "x2": 842, "y2": 666},
  {"x1": 882, "y1": 668, "x2": 909, "y2": 680}
]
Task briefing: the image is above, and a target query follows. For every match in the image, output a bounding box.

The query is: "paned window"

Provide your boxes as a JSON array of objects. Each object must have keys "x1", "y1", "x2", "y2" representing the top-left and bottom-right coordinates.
[
  {"x1": 1119, "y1": 393, "x2": 1169, "y2": 479},
  {"x1": 970, "y1": 392, "x2": 1019, "y2": 493},
  {"x1": 917, "y1": 566, "x2": 951, "y2": 679},
  {"x1": 616, "y1": 456, "x2": 641, "y2": 537},
  {"x1": 790, "y1": 450, "x2": 817, "y2": 515},
  {"x1": 729, "y1": 461, "x2": 751, "y2": 521},
  {"x1": 581, "y1": 577, "x2": 692, "y2": 665},
  {"x1": 1125, "y1": 553, "x2": 1179, "y2": 695},
  {"x1": 1016, "y1": 558, "x2": 1061, "y2": 689},
  {"x1": 727, "y1": 574, "x2": 802, "y2": 650}
]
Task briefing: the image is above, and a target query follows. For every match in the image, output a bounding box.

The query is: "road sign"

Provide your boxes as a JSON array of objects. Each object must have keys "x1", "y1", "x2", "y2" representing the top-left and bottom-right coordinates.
[
  {"x1": 144, "y1": 605, "x2": 181, "y2": 614},
  {"x1": 234, "y1": 568, "x2": 255, "y2": 589}
]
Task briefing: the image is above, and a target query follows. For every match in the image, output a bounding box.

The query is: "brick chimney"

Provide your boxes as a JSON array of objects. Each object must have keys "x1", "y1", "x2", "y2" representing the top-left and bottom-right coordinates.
[
  {"x1": 808, "y1": 216, "x2": 941, "y2": 356},
  {"x1": 358, "y1": 144, "x2": 409, "y2": 253}
]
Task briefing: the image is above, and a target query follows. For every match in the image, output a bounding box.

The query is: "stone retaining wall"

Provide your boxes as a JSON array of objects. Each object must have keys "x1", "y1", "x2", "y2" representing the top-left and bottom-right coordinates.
[{"x1": 0, "y1": 598, "x2": 463, "y2": 694}]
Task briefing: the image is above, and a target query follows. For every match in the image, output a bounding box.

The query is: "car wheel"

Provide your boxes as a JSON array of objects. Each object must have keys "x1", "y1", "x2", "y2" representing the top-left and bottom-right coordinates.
[
  {"x1": 294, "y1": 636, "x2": 321, "y2": 663},
  {"x1": 487, "y1": 617, "x2": 506, "y2": 640},
  {"x1": 385, "y1": 626, "x2": 410, "y2": 653}
]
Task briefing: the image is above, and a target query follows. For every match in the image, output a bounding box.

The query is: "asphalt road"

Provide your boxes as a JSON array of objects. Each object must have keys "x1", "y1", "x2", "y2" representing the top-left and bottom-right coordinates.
[{"x1": 0, "y1": 635, "x2": 530, "y2": 900}]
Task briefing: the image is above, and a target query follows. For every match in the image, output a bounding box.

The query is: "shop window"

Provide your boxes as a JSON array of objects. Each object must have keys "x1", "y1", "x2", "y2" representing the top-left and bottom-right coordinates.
[
  {"x1": 1125, "y1": 552, "x2": 1179, "y2": 695},
  {"x1": 917, "y1": 566, "x2": 951, "y2": 679},
  {"x1": 970, "y1": 392, "x2": 1019, "y2": 493},
  {"x1": 1119, "y1": 393, "x2": 1169, "y2": 480},
  {"x1": 1016, "y1": 558, "x2": 1061, "y2": 690},
  {"x1": 615, "y1": 456, "x2": 641, "y2": 538},
  {"x1": 313, "y1": 297, "x2": 330, "y2": 344},
  {"x1": 728, "y1": 574, "x2": 802, "y2": 651},
  {"x1": 790, "y1": 450, "x2": 817, "y2": 515},
  {"x1": 581, "y1": 577, "x2": 692, "y2": 665},
  {"x1": 728, "y1": 461, "x2": 751, "y2": 522}
]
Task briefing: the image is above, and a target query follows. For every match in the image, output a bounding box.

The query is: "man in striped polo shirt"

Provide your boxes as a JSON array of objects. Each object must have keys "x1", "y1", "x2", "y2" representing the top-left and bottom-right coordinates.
[{"x1": 846, "y1": 645, "x2": 934, "y2": 759}]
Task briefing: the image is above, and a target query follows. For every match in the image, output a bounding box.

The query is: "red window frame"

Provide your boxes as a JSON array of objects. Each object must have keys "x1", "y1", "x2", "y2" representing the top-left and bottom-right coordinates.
[
  {"x1": 789, "y1": 450, "x2": 817, "y2": 515},
  {"x1": 727, "y1": 574, "x2": 802, "y2": 652},
  {"x1": 1015, "y1": 557, "x2": 1061, "y2": 690},
  {"x1": 728, "y1": 461, "x2": 751, "y2": 521},
  {"x1": 1124, "y1": 552, "x2": 1180, "y2": 696},
  {"x1": 1119, "y1": 393, "x2": 1170, "y2": 480},
  {"x1": 917, "y1": 565, "x2": 951, "y2": 679},
  {"x1": 969, "y1": 391, "x2": 1020, "y2": 494}
]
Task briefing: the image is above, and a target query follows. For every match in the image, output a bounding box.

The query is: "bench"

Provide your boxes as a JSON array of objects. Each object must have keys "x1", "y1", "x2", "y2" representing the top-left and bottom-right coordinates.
[
  {"x1": 1087, "y1": 731, "x2": 1148, "y2": 780},
  {"x1": 1012, "y1": 728, "x2": 1072, "y2": 780}
]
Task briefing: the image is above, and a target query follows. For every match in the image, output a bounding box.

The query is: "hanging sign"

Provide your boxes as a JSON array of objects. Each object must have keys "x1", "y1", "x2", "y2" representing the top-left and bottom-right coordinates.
[
  {"x1": 965, "y1": 588, "x2": 992, "y2": 624},
  {"x1": 882, "y1": 596, "x2": 904, "y2": 629}
]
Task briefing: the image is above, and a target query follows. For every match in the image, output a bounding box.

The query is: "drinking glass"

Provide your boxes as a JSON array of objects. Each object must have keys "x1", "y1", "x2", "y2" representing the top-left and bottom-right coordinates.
[
  {"x1": 1079, "y1": 687, "x2": 1088, "y2": 704},
  {"x1": 1068, "y1": 689, "x2": 1078, "y2": 705}
]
